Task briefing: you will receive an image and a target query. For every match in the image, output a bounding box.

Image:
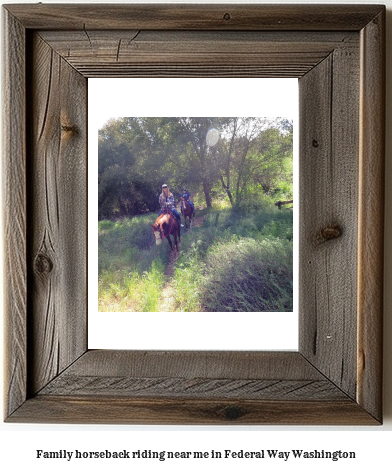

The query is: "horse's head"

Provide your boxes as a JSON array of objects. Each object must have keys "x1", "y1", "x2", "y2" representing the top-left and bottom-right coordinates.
[
  {"x1": 151, "y1": 222, "x2": 163, "y2": 245},
  {"x1": 151, "y1": 213, "x2": 170, "y2": 245}
]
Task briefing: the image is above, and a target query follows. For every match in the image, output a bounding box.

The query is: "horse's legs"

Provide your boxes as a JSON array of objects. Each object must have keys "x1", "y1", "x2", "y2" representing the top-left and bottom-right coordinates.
[
  {"x1": 166, "y1": 235, "x2": 173, "y2": 250},
  {"x1": 172, "y1": 227, "x2": 179, "y2": 251}
]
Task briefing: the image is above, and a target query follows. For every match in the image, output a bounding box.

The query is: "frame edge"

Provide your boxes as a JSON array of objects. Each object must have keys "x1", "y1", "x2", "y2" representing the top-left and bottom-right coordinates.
[
  {"x1": 357, "y1": 7, "x2": 385, "y2": 423},
  {"x1": 2, "y1": 6, "x2": 28, "y2": 420},
  {"x1": 2, "y1": 3, "x2": 386, "y2": 425}
]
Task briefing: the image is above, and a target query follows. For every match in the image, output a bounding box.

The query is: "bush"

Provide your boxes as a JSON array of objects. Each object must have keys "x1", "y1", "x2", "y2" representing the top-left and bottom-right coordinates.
[
  {"x1": 98, "y1": 258, "x2": 165, "y2": 312},
  {"x1": 198, "y1": 237, "x2": 292, "y2": 312},
  {"x1": 170, "y1": 207, "x2": 293, "y2": 312},
  {"x1": 98, "y1": 205, "x2": 293, "y2": 312}
]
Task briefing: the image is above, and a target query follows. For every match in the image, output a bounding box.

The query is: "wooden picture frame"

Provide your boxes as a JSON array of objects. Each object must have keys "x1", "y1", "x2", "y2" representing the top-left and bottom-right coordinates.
[{"x1": 3, "y1": 4, "x2": 385, "y2": 424}]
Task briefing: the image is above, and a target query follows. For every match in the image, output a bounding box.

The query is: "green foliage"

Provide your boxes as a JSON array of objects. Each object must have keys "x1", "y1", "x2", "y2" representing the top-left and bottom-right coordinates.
[
  {"x1": 96, "y1": 101, "x2": 296, "y2": 313},
  {"x1": 97, "y1": 166, "x2": 293, "y2": 312},
  {"x1": 98, "y1": 259, "x2": 165, "y2": 312},
  {"x1": 98, "y1": 213, "x2": 170, "y2": 274},
  {"x1": 98, "y1": 117, "x2": 293, "y2": 220},
  {"x1": 198, "y1": 237, "x2": 292, "y2": 312},
  {"x1": 98, "y1": 118, "x2": 171, "y2": 219},
  {"x1": 167, "y1": 206, "x2": 292, "y2": 312},
  {"x1": 98, "y1": 212, "x2": 181, "y2": 311}
]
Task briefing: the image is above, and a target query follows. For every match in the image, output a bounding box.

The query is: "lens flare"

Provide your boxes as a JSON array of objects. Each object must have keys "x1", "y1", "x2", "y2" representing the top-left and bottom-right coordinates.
[{"x1": 206, "y1": 128, "x2": 219, "y2": 146}]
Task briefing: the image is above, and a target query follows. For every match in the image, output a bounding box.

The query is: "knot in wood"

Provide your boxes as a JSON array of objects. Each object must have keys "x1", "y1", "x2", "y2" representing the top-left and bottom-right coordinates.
[
  {"x1": 61, "y1": 124, "x2": 78, "y2": 134},
  {"x1": 315, "y1": 225, "x2": 342, "y2": 245},
  {"x1": 223, "y1": 405, "x2": 244, "y2": 420},
  {"x1": 312, "y1": 139, "x2": 319, "y2": 148},
  {"x1": 223, "y1": 13, "x2": 231, "y2": 21},
  {"x1": 34, "y1": 252, "x2": 53, "y2": 275}
]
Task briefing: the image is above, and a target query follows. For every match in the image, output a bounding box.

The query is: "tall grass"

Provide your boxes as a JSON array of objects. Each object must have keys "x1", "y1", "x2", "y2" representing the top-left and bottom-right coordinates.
[
  {"x1": 193, "y1": 237, "x2": 291, "y2": 312},
  {"x1": 171, "y1": 204, "x2": 292, "y2": 312},
  {"x1": 98, "y1": 203, "x2": 293, "y2": 312},
  {"x1": 98, "y1": 213, "x2": 168, "y2": 311},
  {"x1": 99, "y1": 214, "x2": 166, "y2": 273},
  {"x1": 98, "y1": 259, "x2": 165, "y2": 312}
]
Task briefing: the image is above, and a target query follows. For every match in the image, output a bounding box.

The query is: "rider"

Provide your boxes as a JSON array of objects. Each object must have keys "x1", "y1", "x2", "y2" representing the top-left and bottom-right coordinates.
[
  {"x1": 180, "y1": 188, "x2": 195, "y2": 217},
  {"x1": 158, "y1": 184, "x2": 184, "y2": 227}
]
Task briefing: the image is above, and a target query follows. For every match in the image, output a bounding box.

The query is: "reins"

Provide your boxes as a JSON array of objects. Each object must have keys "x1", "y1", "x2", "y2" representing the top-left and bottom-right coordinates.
[
  {"x1": 162, "y1": 213, "x2": 175, "y2": 238},
  {"x1": 153, "y1": 210, "x2": 175, "y2": 240},
  {"x1": 181, "y1": 197, "x2": 191, "y2": 214}
]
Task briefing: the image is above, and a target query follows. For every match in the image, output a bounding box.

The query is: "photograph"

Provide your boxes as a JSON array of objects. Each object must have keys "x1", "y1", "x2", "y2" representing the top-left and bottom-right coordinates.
[{"x1": 98, "y1": 116, "x2": 294, "y2": 313}]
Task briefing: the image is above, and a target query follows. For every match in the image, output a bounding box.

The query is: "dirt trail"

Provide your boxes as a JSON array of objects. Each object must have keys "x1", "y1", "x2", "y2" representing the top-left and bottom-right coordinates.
[
  {"x1": 157, "y1": 214, "x2": 205, "y2": 311},
  {"x1": 192, "y1": 213, "x2": 206, "y2": 228}
]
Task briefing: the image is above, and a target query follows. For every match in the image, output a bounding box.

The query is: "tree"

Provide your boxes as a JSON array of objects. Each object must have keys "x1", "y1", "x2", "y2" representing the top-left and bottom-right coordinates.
[
  {"x1": 212, "y1": 118, "x2": 293, "y2": 206},
  {"x1": 252, "y1": 120, "x2": 293, "y2": 197},
  {"x1": 176, "y1": 117, "x2": 221, "y2": 208},
  {"x1": 98, "y1": 118, "x2": 162, "y2": 218},
  {"x1": 98, "y1": 116, "x2": 293, "y2": 219}
]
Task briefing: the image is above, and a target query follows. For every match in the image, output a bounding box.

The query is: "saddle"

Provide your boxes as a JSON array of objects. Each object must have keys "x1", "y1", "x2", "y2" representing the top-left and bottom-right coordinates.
[{"x1": 161, "y1": 208, "x2": 178, "y2": 222}]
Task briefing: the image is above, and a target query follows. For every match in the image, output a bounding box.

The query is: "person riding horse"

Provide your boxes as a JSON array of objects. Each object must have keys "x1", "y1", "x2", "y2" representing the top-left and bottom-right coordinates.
[
  {"x1": 180, "y1": 188, "x2": 195, "y2": 217},
  {"x1": 158, "y1": 184, "x2": 184, "y2": 227}
]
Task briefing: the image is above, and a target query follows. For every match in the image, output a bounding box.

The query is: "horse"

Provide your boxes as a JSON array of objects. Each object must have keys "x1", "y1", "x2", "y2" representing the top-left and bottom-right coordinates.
[
  {"x1": 180, "y1": 197, "x2": 194, "y2": 228},
  {"x1": 151, "y1": 208, "x2": 181, "y2": 251}
]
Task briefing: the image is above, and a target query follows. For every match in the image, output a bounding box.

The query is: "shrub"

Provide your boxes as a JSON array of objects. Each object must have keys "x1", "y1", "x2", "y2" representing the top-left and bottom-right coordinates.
[
  {"x1": 98, "y1": 205, "x2": 293, "y2": 312},
  {"x1": 198, "y1": 237, "x2": 292, "y2": 312}
]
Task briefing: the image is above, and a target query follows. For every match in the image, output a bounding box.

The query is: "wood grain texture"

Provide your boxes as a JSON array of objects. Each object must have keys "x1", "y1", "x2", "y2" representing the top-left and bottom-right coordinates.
[
  {"x1": 37, "y1": 351, "x2": 346, "y2": 400},
  {"x1": 4, "y1": 4, "x2": 384, "y2": 31},
  {"x1": 39, "y1": 30, "x2": 358, "y2": 78},
  {"x1": 2, "y1": 9, "x2": 27, "y2": 419},
  {"x1": 27, "y1": 33, "x2": 87, "y2": 395},
  {"x1": 357, "y1": 9, "x2": 385, "y2": 422},
  {"x1": 39, "y1": 377, "x2": 347, "y2": 400},
  {"x1": 2, "y1": 4, "x2": 385, "y2": 425},
  {"x1": 299, "y1": 40, "x2": 360, "y2": 399},
  {"x1": 56, "y1": 350, "x2": 325, "y2": 379},
  {"x1": 9, "y1": 396, "x2": 379, "y2": 425}
]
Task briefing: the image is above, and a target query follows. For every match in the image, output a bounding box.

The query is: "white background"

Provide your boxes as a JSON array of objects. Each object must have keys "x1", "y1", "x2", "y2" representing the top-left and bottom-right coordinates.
[
  {"x1": 1, "y1": 1, "x2": 391, "y2": 473},
  {"x1": 88, "y1": 77, "x2": 299, "y2": 351}
]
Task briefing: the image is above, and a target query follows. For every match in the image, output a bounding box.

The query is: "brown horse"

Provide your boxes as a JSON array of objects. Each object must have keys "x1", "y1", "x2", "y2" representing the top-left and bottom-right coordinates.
[
  {"x1": 151, "y1": 209, "x2": 181, "y2": 251},
  {"x1": 180, "y1": 197, "x2": 194, "y2": 228}
]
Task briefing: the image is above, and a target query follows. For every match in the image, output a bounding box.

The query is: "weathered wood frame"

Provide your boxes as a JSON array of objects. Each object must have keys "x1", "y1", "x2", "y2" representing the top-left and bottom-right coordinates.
[{"x1": 3, "y1": 4, "x2": 385, "y2": 424}]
